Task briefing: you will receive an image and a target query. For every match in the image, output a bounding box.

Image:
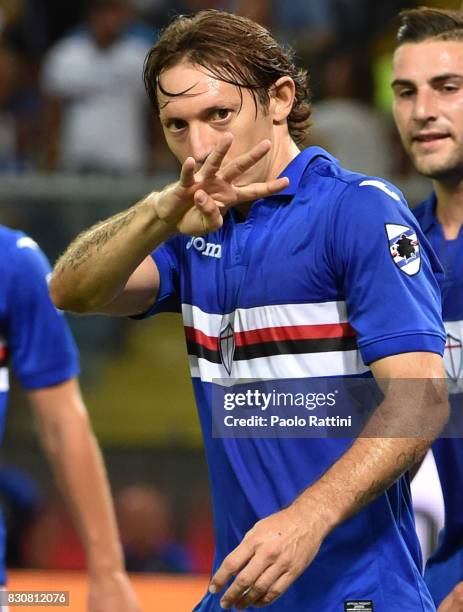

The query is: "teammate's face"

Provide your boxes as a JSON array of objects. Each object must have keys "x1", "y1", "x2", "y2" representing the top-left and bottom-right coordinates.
[
  {"x1": 392, "y1": 40, "x2": 463, "y2": 181},
  {"x1": 157, "y1": 62, "x2": 281, "y2": 183}
]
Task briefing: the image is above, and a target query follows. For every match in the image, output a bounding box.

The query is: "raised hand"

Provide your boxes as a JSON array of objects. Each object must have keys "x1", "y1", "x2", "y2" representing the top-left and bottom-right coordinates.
[{"x1": 154, "y1": 133, "x2": 289, "y2": 236}]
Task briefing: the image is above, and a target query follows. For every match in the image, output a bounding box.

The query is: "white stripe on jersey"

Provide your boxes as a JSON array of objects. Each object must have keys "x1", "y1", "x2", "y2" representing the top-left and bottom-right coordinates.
[
  {"x1": 189, "y1": 350, "x2": 368, "y2": 384},
  {"x1": 182, "y1": 301, "x2": 350, "y2": 336},
  {"x1": 183, "y1": 302, "x2": 366, "y2": 382}
]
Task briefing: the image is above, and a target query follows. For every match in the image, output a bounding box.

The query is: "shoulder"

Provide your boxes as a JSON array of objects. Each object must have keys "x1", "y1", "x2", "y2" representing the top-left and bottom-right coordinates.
[
  {"x1": 0, "y1": 228, "x2": 47, "y2": 303},
  {"x1": 0, "y1": 227, "x2": 47, "y2": 275},
  {"x1": 0, "y1": 224, "x2": 20, "y2": 249},
  {"x1": 303, "y1": 156, "x2": 408, "y2": 219},
  {"x1": 0, "y1": 226, "x2": 37, "y2": 261}
]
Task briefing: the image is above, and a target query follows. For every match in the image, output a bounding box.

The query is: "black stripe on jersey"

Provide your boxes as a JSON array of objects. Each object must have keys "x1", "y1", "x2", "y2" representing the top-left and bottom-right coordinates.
[
  {"x1": 187, "y1": 336, "x2": 358, "y2": 362},
  {"x1": 234, "y1": 337, "x2": 358, "y2": 360},
  {"x1": 186, "y1": 340, "x2": 222, "y2": 364}
]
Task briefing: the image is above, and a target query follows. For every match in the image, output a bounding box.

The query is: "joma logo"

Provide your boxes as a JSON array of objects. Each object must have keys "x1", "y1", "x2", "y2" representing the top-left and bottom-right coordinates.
[{"x1": 186, "y1": 236, "x2": 222, "y2": 258}]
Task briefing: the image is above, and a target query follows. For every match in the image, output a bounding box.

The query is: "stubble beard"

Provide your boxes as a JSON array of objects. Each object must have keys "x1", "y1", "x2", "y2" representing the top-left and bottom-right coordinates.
[{"x1": 409, "y1": 142, "x2": 463, "y2": 182}]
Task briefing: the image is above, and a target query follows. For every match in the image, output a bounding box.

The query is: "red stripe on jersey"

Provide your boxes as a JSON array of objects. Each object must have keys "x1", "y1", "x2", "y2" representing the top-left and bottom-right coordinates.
[
  {"x1": 185, "y1": 322, "x2": 356, "y2": 351},
  {"x1": 184, "y1": 326, "x2": 218, "y2": 351},
  {"x1": 235, "y1": 323, "x2": 356, "y2": 346}
]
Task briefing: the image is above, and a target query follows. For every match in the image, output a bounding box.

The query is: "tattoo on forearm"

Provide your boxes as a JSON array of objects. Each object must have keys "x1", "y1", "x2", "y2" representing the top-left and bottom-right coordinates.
[
  {"x1": 353, "y1": 441, "x2": 428, "y2": 509},
  {"x1": 55, "y1": 208, "x2": 137, "y2": 273}
]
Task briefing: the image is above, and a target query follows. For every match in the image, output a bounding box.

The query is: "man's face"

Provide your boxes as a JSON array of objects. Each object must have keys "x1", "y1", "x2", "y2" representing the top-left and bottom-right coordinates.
[
  {"x1": 157, "y1": 62, "x2": 277, "y2": 183},
  {"x1": 392, "y1": 40, "x2": 463, "y2": 181}
]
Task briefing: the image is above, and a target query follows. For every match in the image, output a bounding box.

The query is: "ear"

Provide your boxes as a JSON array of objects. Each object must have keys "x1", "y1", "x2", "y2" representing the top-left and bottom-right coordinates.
[{"x1": 270, "y1": 76, "x2": 296, "y2": 122}]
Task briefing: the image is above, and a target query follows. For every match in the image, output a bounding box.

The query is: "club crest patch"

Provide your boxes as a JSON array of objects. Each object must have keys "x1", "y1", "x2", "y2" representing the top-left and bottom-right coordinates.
[
  {"x1": 219, "y1": 317, "x2": 235, "y2": 376},
  {"x1": 385, "y1": 224, "x2": 420, "y2": 276}
]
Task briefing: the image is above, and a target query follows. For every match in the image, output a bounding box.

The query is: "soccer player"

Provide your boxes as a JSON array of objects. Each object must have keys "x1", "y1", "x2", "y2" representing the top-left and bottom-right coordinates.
[
  {"x1": 392, "y1": 7, "x2": 463, "y2": 611},
  {"x1": 51, "y1": 10, "x2": 447, "y2": 611},
  {"x1": 0, "y1": 225, "x2": 139, "y2": 611}
]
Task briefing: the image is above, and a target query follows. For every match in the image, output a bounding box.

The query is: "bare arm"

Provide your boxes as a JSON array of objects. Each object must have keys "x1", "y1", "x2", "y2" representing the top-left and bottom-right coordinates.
[
  {"x1": 211, "y1": 352, "x2": 448, "y2": 609},
  {"x1": 29, "y1": 378, "x2": 139, "y2": 612},
  {"x1": 50, "y1": 135, "x2": 289, "y2": 315},
  {"x1": 50, "y1": 197, "x2": 171, "y2": 315},
  {"x1": 299, "y1": 353, "x2": 447, "y2": 521}
]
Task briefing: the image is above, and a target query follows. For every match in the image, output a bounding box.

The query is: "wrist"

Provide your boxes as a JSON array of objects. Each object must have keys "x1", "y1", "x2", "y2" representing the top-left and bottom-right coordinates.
[
  {"x1": 87, "y1": 546, "x2": 125, "y2": 576},
  {"x1": 88, "y1": 560, "x2": 125, "y2": 577},
  {"x1": 290, "y1": 485, "x2": 340, "y2": 540},
  {"x1": 147, "y1": 187, "x2": 181, "y2": 233}
]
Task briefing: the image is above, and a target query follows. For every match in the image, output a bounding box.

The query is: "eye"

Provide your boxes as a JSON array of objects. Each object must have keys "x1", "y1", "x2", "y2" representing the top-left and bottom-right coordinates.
[
  {"x1": 211, "y1": 108, "x2": 231, "y2": 121},
  {"x1": 441, "y1": 83, "x2": 459, "y2": 93},
  {"x1": 164, "y1": 119, "x2": 187, "y2": 132},
  {"x1": 397, "y1": 88, "x2": 415, "y2": 99}
]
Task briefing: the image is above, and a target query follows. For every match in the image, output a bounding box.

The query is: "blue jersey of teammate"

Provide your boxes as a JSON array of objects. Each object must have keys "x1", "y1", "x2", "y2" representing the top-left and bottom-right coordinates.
[
  {"x1": 0, "y1": 225, "x2": 79, "y2": 583},
  {"x1": 141, "y1": 148, "x2": 445, "y2": 611},
  {"x1": 413, "y1": 194, "x2": 463, "y2": 608}
]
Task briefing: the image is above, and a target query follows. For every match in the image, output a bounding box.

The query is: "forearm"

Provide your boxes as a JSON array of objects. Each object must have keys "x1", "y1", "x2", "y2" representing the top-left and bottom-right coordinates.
[
  {"x1": 293, "y1": 376, "x2": 448, "y2": 535},
  {"x1": 35, "y1": 402, "x2": 123, "y2": 573},
  {"x1": 51, "y1": 137, "x2": 291, "y2": 314},
  {"x1": 294, "y1": 437, "x2": 429, "y2": 537},
  {"x1": 50, "y1": 193, "x2": 175, "y2": 313}
]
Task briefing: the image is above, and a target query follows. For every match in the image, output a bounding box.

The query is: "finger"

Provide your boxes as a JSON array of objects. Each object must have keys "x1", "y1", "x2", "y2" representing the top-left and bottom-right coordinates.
[
  {"x1": 194, "y1": 190, "x2": 223, "y2": 233},
  {"x1": 234, "y1": 177, "x2": 289, "y2": 202},
  {"x1": 234, "y1": 562, "x2": 288, "y2": 610},
  {"x1": 209, "y1": 542, "x2": 255, "y2": 596},
  {"x1": 179, "y1": 157, "x2": 196, "y2": 188},
  {"x1": 253, "y1": 571, "x2": 293, "y2": 608},
  {"x1": 219, "y1": 139, "x2": 271, "y2": 182},
  {"x1": 200, "y1": 133, "x2": 233, "y2": 179},
  {"x1": 219, "y1": 553, "x2": 276, "y2": 610}
]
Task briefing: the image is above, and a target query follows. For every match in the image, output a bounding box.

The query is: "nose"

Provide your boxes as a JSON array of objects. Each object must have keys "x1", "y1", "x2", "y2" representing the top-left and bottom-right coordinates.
[
  {"x1": 412, "y1": 87, "x2": 438, "y2": 123},
  {"x1": 188, "y1": 123, "x2": 215, "y2": 167}
]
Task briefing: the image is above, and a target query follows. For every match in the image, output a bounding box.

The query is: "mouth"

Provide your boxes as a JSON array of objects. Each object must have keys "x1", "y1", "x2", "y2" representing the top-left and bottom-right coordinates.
[{"x1": 412, "y1": 132, "x2": 451, "y2": 146}]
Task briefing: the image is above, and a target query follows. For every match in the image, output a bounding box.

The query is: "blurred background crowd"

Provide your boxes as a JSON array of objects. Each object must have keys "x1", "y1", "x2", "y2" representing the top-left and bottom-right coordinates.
[{"x1": 0, "y1": 0, "x2": 455, "y2": 576}]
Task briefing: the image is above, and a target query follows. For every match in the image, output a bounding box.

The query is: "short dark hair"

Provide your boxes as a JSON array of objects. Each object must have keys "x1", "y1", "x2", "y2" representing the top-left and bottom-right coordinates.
[
  {"x1": 143, "y1": 9, "x2": 312, "y2": 146},
  {"x1": 397, "y1": 6, "x2": 463, "y2": 45}
]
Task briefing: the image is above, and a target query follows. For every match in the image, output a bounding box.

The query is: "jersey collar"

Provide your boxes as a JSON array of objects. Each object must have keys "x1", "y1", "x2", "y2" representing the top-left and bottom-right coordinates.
[{"x1": 273, "y1": 146, "x2": 338, "y2": 198}]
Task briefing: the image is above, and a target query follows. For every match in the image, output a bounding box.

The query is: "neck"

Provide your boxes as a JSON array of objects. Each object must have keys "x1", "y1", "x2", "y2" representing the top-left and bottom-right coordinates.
[{"x1": 434, "y1": 178, "x2": 463, "y2": 239}]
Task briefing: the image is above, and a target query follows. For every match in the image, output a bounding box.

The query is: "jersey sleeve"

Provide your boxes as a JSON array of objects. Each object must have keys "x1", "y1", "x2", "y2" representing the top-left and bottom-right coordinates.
[
  {"x1": 331, "y1": 179, "x2": 445, "y2": 365},
  {"x1": 134, "y1": 235, "x2": 182, "y2": 318},
  {"x1": 6, "y1": 237, "x2": 79, "y2": 390}
]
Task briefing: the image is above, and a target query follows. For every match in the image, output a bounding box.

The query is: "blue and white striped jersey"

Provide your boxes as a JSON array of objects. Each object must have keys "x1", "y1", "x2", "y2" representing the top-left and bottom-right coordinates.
[{"x1": 142, "y1": 147, "x2": 445, "y2": 611}]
